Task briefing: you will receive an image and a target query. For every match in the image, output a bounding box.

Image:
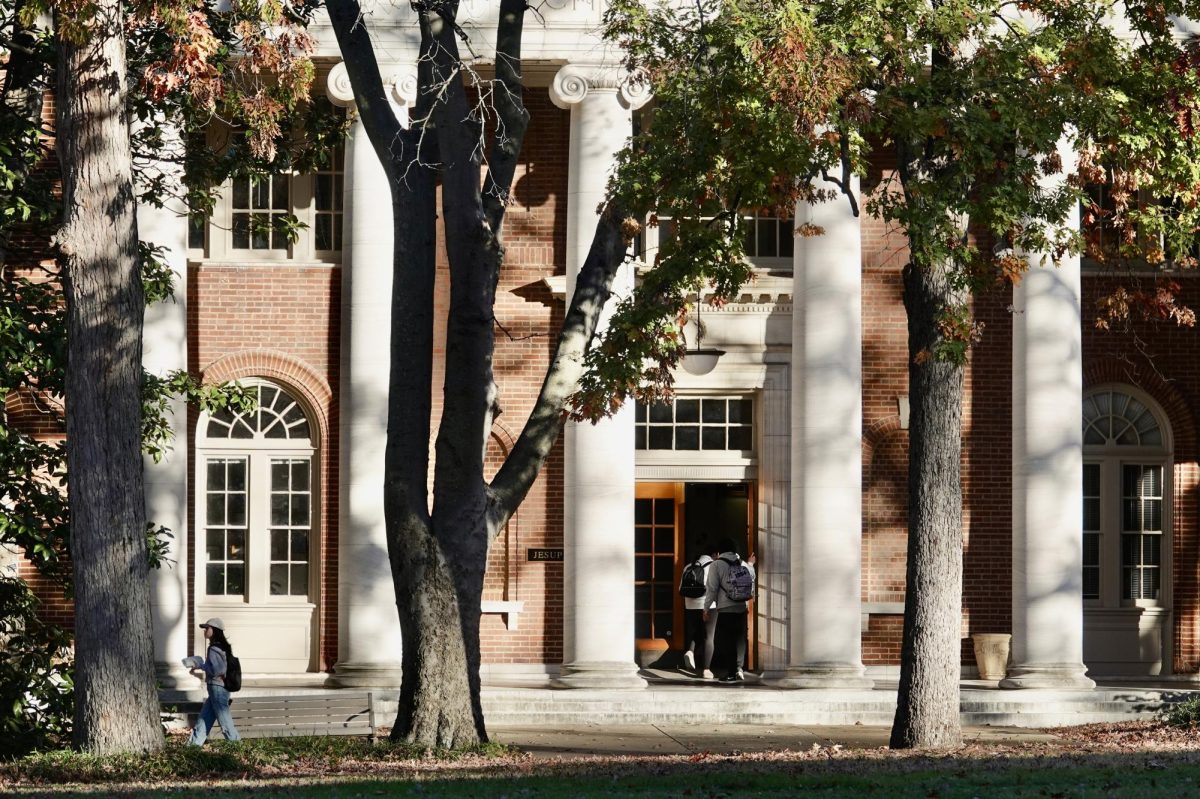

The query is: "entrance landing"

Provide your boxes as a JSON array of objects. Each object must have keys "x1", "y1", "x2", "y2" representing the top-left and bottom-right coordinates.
[{"x1": 161, "y1": 673, "x2": 1199, "y2": 730}]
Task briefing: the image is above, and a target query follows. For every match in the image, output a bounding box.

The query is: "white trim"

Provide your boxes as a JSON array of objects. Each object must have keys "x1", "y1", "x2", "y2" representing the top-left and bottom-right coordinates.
[
  {"x1": 194, "y1": 379, "x2": 322, "y2": 672},
  {"x1": 1081, "y1": 384, "x2": 1173, "y2": 675},
  {"x1": 481, "y1": 600, "x2": 526, "y2": 630}
]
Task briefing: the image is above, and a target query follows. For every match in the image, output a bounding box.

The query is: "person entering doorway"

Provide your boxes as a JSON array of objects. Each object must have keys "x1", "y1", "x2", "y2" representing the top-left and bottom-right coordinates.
[
  {"x1": 680, "y1": 541, "x2": 718, "y2": 678},
  {"x1": 703, "y1": 536, "x2": 756, "y2": 682}
]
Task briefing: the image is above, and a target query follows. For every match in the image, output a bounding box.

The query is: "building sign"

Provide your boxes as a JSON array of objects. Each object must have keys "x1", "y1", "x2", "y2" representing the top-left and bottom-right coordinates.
[{"x1": 527, "y1": 548, "x2": 564, "y2": 562}]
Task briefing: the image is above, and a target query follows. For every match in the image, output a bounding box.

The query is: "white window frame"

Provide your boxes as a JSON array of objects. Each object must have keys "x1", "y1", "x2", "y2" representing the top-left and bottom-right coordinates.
[
  {"x1": 195, "y1": 379, "x2": 319, "y2": 610},
  {"x1": 1082, "y1": 385, "x2": 1172, "y2": 610},
  {"x1": 640, "y1": 213, "x2": 795, "y2": 272},
  {"x1": 634, "y1": 393, "x2": 759, "y2": 480},
  {"x1": 187, "y1": 99, "x2": 345, "y2": 265}
]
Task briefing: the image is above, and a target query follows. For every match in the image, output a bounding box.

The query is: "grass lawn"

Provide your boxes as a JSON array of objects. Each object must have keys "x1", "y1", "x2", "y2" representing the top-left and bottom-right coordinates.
[
  {"x1": 140, "y1": 763, "x2": 1200, "y2": 799},
  {"x1": 7, "y1": 757, "x2": 1200, "y2": 798},
  {"x1": 4, "y1": 723, "x2": 1200, "y2": 797}
]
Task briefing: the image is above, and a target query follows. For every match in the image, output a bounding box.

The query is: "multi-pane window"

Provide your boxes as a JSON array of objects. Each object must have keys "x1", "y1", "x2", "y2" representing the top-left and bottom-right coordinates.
[
  {"x1": 1081, "y1": 387, "x2": 1169, "y2": 609},
  {"x1": 648, "y1": 214, "x2": 795, "y2": 267},
  {"x1": 634, "y1": 495, "x2": 676, "y2": 640},
  {"x1": 1121, "y1": 464, "x2": 1163, "y2": 601},
  {"x1": 635, "y1": 397, "x2": 754, "y2": 452},
  {"x1": 1082, "y1": 464, "x2": 1101, "y2": 600},
  {"x1": 269, "y1": 459, "x2": 311, "y2": 597},
  {"x1": 1083, "y1": 390, "x2": 1163, "y2": 446},
  {"x1": 741, "y1": 214, "x2": 795, "y2": 259},
  {"x1": 190, "y1": 107, "x2": 346, "y2": 262},
  {"x1": 199, "y1": 381, "x2": 315, "y2": 605},
  {"x1": 207, "y1": 384, "x2": 311, "y2": 441},
  {"x1": 1083, "y1": 183, "x2": 1200, "y2": 269},
  {"x1": 205, "y1": 458, "x2": 247, "y2": 596},
  {"x1": 314, "y1": 144, "x2": 345, "y2": 253},
  {"x1": 231, "y1": 174, "x2": 291, "y2": 251}
]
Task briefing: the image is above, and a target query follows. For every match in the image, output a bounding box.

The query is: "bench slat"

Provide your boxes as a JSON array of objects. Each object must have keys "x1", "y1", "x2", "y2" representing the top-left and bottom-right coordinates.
[
  {"x1": 232, "y1": 698, "x2": 373, "y2": 709},
  {"x1": 202, "y1": 692, "x2": 376, "y2": 740},
  {"x1": 233, "y1": 721, "x2": 372, "y2": 731},
  {"x1": 236, "y1": 727, "x2": 369, "y2": 739},
  {"x1": 230, "y1": 706, "x2": 370, "y2": 717}
]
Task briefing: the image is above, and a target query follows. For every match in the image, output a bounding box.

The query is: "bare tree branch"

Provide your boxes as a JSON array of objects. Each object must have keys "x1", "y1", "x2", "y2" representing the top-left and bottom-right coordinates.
[
  {"x1": 487, "y1": 205, "x2": 630, "y2": 531},
  {"x1": 482, "y1": 0, "x2": 530, "y2": 233}
]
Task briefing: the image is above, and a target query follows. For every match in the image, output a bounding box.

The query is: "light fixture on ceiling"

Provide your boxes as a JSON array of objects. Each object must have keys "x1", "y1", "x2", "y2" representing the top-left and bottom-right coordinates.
[{"x1": 681, "y1": 294, "x2": 725, "y2": 376}]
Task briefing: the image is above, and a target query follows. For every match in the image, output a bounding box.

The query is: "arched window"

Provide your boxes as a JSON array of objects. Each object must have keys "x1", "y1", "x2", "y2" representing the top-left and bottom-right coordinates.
[
  {"x1": 1083, "y1": 389, "x2": 1163, "y2": 447},
  {"x1": 1082, "y1": 387, "x2": 1170, "y2": 607},
  {"x1": 195, "y1": 380, "x2": 318, "y2": 672},
  {"x1": 199, "y1": 382, "x2": 316, "y2": 599}
]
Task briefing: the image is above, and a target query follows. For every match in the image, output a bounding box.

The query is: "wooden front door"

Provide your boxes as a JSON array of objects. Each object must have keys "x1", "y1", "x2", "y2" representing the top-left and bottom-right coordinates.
[{"x1": 634, "y1": 483, "x2": 684, "y2": 650}]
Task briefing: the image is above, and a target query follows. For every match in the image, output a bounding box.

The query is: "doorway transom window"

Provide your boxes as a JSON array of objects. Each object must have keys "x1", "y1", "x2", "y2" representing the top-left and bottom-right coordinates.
[{"x1": 635, "y1": 396, "x2": 754, "y2": 453}]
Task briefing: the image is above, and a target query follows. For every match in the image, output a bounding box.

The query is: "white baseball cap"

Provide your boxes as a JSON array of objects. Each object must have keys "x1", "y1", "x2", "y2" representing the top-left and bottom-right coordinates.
[{"x1": 199, "y1": 617, "x2": 225, "y2": 631}]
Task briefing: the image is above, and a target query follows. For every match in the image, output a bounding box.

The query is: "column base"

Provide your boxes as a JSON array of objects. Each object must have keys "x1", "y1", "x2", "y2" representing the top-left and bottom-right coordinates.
[
  {"x1": 156, "y1": 660, "x2": 198, "y2": 690},
  {"x1": 330, "y1": 661, "x2": 405, "y2": 688},
  {"x1": 772, "y1": 662, "x2": 875, "y2": 689},
  {"x1": 552, "y1": 661, "x2": 647, "y2": 689},
  {"x1": 999, "y1": 662, "x2": 1096, "y2": 690}
]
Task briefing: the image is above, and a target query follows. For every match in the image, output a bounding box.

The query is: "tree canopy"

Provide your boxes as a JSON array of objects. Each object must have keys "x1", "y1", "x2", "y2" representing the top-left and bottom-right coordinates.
[
  {"x1": 595, "y1": 0, "x2": 1200, "y2": 748},
  {"x1": 0, "y1": 0, "x2": 333, "y2": 754}
]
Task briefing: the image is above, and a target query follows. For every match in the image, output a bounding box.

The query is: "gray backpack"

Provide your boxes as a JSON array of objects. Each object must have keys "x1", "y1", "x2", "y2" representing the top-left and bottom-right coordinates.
[{"x1": 719, "y1": 556, "x2": 754, "y2": 602}]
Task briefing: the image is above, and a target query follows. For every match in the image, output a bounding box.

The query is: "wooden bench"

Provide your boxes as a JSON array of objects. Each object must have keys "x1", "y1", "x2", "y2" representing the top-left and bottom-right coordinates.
[{"x1": 222, "y1": 692, "x2": 377, "y2": 740}]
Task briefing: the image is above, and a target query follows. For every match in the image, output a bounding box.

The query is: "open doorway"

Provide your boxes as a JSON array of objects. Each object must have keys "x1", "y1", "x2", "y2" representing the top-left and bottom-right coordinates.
[{"x1": 634, "y1": 481, "x2": 756, "y2": 670}]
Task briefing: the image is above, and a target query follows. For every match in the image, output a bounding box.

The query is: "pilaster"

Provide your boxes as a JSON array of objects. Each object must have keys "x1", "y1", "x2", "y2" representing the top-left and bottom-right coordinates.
[
  {"x1": 138, "y1": 120, "x2": 193, "y2": 688},
  {"x1": 776, "y1": 182, "x2": 873, "y2": 689},
  {"x1": 1003, "y1": 140, "x2": 1094, "y2": 690},
  {"x1": 327, "y1": 62, "x2": 414, "y2": 687},
  {"x1": 550, "y1": 64, "x2": 648, "y2": 690}
]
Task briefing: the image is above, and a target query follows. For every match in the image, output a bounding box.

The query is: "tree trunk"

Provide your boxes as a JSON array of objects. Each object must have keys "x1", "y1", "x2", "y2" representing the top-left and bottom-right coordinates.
[
  {"x1": 390, "y1": 526, "x2": 479, "y2": 748},
  {"x1": 890, "y1": 261, "x2": 965, "y2": 750},
  {"x1": 56, "y1": 0, "x2": 163, "y2": 754}
]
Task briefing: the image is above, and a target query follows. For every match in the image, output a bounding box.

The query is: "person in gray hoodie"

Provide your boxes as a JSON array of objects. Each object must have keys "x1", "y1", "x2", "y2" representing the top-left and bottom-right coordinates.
[
  {"x1": 183, "y1": 617, "x2": 241, "y2": 744},
  {"x1": 703, "y1": 537, "x2": 756, "y2": 682}
]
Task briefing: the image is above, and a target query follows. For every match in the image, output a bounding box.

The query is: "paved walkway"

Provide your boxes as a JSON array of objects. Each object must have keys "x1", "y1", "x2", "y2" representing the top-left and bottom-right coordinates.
[{"x1": 487, "y1": 723, "x2": 1059, "y2": 757}]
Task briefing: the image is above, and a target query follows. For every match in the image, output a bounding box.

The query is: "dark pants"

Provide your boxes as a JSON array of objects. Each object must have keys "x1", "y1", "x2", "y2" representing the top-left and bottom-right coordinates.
[
  {"x1": 714, "y1": 608, "x2": 748, "y2": 677},
  {"x1": 684, "y1": 608, "x2": 717, "y2": 670}
]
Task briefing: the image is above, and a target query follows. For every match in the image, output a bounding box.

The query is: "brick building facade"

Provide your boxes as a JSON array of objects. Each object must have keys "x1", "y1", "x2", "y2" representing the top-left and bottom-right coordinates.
[{"x1": 13, "y1": 6, "x2": 1200, "y2": 689}]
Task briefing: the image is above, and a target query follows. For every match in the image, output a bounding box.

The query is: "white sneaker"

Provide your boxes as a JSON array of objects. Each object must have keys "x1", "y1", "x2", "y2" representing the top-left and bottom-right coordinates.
[
  {"x1": 735, "y1": 669, "x2": 745, "y2": 681},
  {"x1": 682, "y1": 650, "x2": 695, "y2": 671},
  {"x1": 701, "y1": 669, "x2": 715, "y2": 679}
]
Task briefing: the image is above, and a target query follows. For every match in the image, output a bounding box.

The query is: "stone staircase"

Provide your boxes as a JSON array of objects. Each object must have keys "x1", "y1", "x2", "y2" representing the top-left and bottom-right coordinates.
[
  {"x1": 470, "y1": 684, "x2": 1192, "y2": 728},
  {"x1": 163, "y1": 677, "x2": 1199, "y2": 731}
]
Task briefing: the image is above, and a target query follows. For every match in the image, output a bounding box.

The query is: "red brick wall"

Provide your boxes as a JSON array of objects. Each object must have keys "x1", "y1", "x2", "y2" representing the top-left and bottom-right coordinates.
[
  {"x1": 189, "y1": 264, "x2": 341, "y2": 670},
  {"x1": 1080, "y1": 278, "x2": 1200, "y2": 673},
  {"x1": 474, "y1": 93, "x2": 569, "y2": 665},
  {"x1": 858, "y1": 150, "x2": 1018, "y2": 668}
]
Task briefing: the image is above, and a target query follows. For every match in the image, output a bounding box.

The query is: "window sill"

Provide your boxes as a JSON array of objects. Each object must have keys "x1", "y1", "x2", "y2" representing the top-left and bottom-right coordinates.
[
  {"x1": 481, "y1": 600, "x2": 525, "y2": 630},
  {"x1": 189, "y1": 259, "x2": 341, "y2": 269}
]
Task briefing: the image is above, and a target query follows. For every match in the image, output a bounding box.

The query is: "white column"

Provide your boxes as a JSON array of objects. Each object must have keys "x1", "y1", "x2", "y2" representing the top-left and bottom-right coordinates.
[
  {"x1": 328, "y1": 63, "x2": 414, "y2": 687},
  {"x1": 550, "y1": 65, "x2": 647, "y2": 689},
  {"x1": 775, "y1": 183, "x2": 873, "y2": 689},
  {"x1": 138, "y1": 121, "x2": 192, "y2": 688},
  {"x1": 1002, "y1": 142, "x2": 1094, "y2": 689}
]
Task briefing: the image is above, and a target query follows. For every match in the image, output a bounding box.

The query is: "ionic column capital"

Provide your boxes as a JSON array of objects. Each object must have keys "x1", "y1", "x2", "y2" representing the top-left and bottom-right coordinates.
[
  {"x1": 326, "y1": 62, "x2": 419, "y2": 112},
  {"x1": 549, "y1": 64, "x2": 651, "y2": 111}
]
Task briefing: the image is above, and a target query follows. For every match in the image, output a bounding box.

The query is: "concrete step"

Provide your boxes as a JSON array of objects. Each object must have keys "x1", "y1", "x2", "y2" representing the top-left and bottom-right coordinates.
[{"x1": 164, "y1": 682, "x2": 1199, "y2": 731}]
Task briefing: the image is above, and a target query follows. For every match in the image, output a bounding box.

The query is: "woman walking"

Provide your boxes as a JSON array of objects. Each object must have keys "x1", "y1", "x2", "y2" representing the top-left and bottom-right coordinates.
[{"x1": 183, "y1": 617, "x2": 241, "y2": 744}]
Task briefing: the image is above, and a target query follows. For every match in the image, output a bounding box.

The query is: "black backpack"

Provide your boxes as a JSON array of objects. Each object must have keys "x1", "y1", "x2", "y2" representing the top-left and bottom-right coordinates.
[
  {"x1": 223, "y1": 650, "x2": 243, "y2": 693},
  {"x1": 679, "y1": 560, "x2": 707, "y2": 598}
]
